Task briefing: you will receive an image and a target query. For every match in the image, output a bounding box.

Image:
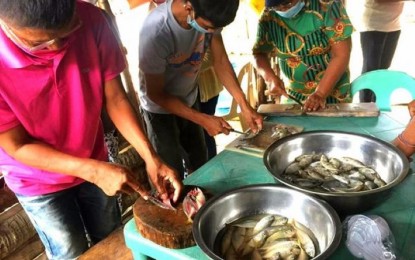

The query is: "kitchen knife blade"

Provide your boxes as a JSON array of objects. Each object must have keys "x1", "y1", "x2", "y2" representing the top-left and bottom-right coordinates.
[
  {"x1": 147, "y1": 195, "x2": 176, "y2": 211},
  {"x1": 230, "y1": 129, "x2": 260, "y2": 140},
  {"x1": 288, "y1": 94, "x2": 303, "y2": 107},
  {"x1": 230, "y1": 128, "x2": 245, "y2": 134}
]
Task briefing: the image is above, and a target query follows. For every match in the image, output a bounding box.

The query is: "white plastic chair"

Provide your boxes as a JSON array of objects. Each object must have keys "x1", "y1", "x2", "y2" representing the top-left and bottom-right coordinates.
[{"x1": 222, "y1": 62, "x2": 261, "y2": 131}]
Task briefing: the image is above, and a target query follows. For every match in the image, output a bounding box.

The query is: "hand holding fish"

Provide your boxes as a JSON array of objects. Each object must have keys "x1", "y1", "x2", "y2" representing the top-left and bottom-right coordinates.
[
  {"x1": 239, "y1": 104, "x2": 264, "y2": 134},
  {"x1": 144, "y1": 155, "x2": 183, "y2": 203}
]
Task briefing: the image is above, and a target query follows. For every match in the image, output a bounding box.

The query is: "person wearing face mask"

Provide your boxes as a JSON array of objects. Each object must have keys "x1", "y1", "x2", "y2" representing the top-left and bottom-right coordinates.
[
  {"x1": 253, "y1": 0, "x2": 354, "y2": 111},
  {"x1": 148, "y1": 0, "x2": 222, "y2": 161},
  {"x1": 0, "y1": 0, "x2": 183, "y2": 259},
  {"x1": 138, "y1": 0, "x2": 263, "y2": 178}
]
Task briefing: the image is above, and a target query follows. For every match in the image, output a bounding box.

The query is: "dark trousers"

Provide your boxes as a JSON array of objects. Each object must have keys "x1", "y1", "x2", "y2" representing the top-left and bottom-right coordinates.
[
  {"x1": 359, "y1": 30, "x2": 401, "y2": 102},
  {"x1": 141, "y1": 103, "x2": 208, "y2": 179},
  {"x1": 200, "y1": 95, "x2": 219, "y2": 160}
]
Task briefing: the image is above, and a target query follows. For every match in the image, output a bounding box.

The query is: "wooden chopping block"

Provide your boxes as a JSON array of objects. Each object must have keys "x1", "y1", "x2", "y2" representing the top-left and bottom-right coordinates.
[
  {"x1": 133, "y1": 197, "x2": 193, "y2": 249},
  {"x1": 133, "y1": 186, "x2": 209, "y2": 249}
]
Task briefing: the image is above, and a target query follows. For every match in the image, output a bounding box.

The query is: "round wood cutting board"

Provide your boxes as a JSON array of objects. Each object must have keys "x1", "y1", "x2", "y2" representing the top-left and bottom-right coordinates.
[{"x1": 133, "y1": 186, "x2": 209, "y2": 249}]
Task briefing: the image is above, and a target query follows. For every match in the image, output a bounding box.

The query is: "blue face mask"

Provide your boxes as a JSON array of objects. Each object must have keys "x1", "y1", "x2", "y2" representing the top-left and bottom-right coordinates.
[
  {"x1": 187, "y1": 14, "x2": 209, "y2": 34},
  {"x1": 276, "y1": 1, "x2": 305, "y2": 19}
]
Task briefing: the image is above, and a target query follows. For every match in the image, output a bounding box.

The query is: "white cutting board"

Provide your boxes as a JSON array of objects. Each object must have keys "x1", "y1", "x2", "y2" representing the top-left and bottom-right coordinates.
[
  {"x1": 225, "y1": 122, "x2": 303, "y2": 157},
  {"x1": 257, "y1": 103, "x2": 380, "y2": 117}
]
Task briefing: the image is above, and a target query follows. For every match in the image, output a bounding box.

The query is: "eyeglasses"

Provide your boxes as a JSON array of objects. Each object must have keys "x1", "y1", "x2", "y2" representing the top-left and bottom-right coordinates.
[{"x1": 1, "y1": 17, "x2": 82, "y2": 52}]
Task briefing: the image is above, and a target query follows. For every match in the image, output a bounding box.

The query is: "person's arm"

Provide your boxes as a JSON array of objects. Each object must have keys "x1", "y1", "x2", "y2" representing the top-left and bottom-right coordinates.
[
  {"x1": 143, "y1": 69, "x2": 233, "y2": 137},
  {"x1": 253, "y1": 53, "x2": 287, "y2": 98},
  {"x1": 408, "y1": 100, "x2": 415, "y2": 117},
  {"x1": 0, "y1": 125, "x2": 141, "y2": 196},
  {"x1": 104, "y1": 76, "x2": 183, "y2": 202},
  {"x1": 393, "y1": 119, "x2": 415, "y2": 157},
  {"x1": 393, "y1": 100, "x2": 415, "y2": 157},
  {"x1": 210, "y1": 33, "x2": 263, "y2": 132},
  {"x1": 375, "y1": 0, "x2": 408, "y2": 2},
  {"x1": 303, "y1": 37, "x2": 352, "y2": 111}
]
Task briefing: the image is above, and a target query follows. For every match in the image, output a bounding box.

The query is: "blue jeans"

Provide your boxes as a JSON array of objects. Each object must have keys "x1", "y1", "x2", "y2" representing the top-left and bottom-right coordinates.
[{"x1": 16, "y1": 182, "x2": 121, "y2": 260}]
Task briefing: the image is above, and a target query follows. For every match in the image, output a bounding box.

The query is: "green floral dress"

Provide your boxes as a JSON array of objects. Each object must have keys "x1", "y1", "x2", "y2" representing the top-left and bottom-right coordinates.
[{"x1": 253, "y1": 0, "x2": 354, "y2": 103}]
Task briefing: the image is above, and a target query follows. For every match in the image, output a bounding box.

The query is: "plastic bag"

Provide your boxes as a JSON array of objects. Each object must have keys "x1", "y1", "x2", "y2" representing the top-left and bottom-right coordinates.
[{"x1": 344, "y1": 214, "x2": 397, "y2": 260}]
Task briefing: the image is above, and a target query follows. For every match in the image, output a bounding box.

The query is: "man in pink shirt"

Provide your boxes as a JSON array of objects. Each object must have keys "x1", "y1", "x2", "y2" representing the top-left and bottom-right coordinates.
[{"x1": 0, "y1": 0, "x2": 182, "y2": 258}]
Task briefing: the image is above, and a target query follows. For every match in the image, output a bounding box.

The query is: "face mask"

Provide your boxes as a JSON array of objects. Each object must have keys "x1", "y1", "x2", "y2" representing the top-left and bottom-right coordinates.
[
  {"x1": 29, "y1": 40, "x2": 70, "y2": 59},
  {"x1": 1, "y1": 18, "x2": 80, "y2": 57},
  {"x1": 276, "y1": 1, "x2": 305, "y2": 19},
  {"x1": 8, "y1": 35, "x2": 70, "y2": 59},
  {"x1": 187, "y1": 14, "x2": 209, "y2": 34}
]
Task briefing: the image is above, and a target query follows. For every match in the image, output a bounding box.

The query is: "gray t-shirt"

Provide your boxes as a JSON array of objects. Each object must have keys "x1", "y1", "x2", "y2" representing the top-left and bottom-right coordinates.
[{"x1": 138, "y1": 0, "x2": 207, "y2": 114}]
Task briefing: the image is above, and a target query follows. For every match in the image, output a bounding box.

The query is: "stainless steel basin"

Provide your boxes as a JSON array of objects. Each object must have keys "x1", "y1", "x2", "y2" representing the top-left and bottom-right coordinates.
[
  {"x1": 263, "y1": 130, "x2": 410, "y2": 215},
  {"x1": 193, "y1": 184, "x2": 342, "y2": 260}
]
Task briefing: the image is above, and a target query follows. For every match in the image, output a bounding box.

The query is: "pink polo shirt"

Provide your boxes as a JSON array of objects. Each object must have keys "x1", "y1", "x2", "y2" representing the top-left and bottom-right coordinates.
[{"x1": 0, "y1": 1, "x2": 126, "y2": 196}]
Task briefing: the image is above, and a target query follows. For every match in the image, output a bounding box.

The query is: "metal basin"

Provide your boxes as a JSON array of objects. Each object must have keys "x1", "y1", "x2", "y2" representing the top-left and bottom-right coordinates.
[
  {"x1": 193, "y1": 184, "x2": 342, "y2": 260},
  {"x1": 263, "y1": 130, "x2": 410, "y2": 215}
]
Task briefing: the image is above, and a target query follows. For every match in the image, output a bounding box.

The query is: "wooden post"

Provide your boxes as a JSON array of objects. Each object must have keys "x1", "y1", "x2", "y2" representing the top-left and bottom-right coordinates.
[
  {"x1": 94, "y1": 0, "x2": 145, "y2": 163},
  {"x1": 96, "y1": 0, "x2": 142, "y2": 116}
]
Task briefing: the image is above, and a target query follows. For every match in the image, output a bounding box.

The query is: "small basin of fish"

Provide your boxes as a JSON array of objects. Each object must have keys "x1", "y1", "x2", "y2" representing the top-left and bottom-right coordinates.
[{"x1": 193, "y1": 184, "x2": 342, "y2": 260}]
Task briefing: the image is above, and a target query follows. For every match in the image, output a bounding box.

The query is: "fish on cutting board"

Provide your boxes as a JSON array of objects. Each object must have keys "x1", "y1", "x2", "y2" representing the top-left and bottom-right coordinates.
[
  {"x1": 257, "y1": 103, "x2": 379, "y2": 117},
  {"x1": 226, "y1": 122, "x2": 304, "y2": 157},
  {"x1": 133, "y1": 185, "x2": 211, "y2": 249}
]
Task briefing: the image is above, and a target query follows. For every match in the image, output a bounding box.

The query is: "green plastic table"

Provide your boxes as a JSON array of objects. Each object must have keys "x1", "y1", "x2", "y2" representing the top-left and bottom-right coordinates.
[{"x1": 124, "y1": 113, "x2": 415, "y2": 259}]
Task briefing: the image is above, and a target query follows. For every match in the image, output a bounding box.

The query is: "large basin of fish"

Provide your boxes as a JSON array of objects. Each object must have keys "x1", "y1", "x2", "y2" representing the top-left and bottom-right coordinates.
[
  {"x1": 193, "y1": 184, "x2": 342, "y2": 260},
  {"x1": 264, "y1": 130, "x2": 410, "y2": 215}
]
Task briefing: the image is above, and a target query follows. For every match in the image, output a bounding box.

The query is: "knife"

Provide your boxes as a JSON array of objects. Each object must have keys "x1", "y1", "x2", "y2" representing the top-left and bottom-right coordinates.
[
  {"x1": 230, "y1": 128, "x2": 245, "y2": 134},
  {"x1": 230, "y1": 129, "x2": 260, "y2": 140},
  {"x1": 287, "y1": 94, "x2": 303, "y2": 107},
  {"x1": 235, "y1": 144, "x2": 264, "y2": 154},
  {"x1": 264, "y1": 90, "x2": 303, "y2": 107},
  {"x1": 147, "y1": 193, "x2": 176, "y2": 211}
]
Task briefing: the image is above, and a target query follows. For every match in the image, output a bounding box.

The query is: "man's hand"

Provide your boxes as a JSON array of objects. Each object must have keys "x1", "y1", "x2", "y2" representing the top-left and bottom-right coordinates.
[
  {"x1": 240, "y1": 106, "x2": 264, "y2": 134},
  {"x1": 89, "y1": 162, "x2": 148, "y2": 196},
  {"x1": 145, "y1": 157, "x2": 183, "y2": 203},
  {"x1": 201, "y1": 114, "x2": 233, "y2": 136}
]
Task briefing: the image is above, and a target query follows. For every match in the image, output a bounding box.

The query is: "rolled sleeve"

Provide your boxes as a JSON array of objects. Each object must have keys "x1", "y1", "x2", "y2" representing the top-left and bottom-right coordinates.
[
  {"x1": 252, "y1": 12, "x2": 277, "y2": 55},
  {"x1": 323, "y1": 1, "x2": 354, "y2": 43}
]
